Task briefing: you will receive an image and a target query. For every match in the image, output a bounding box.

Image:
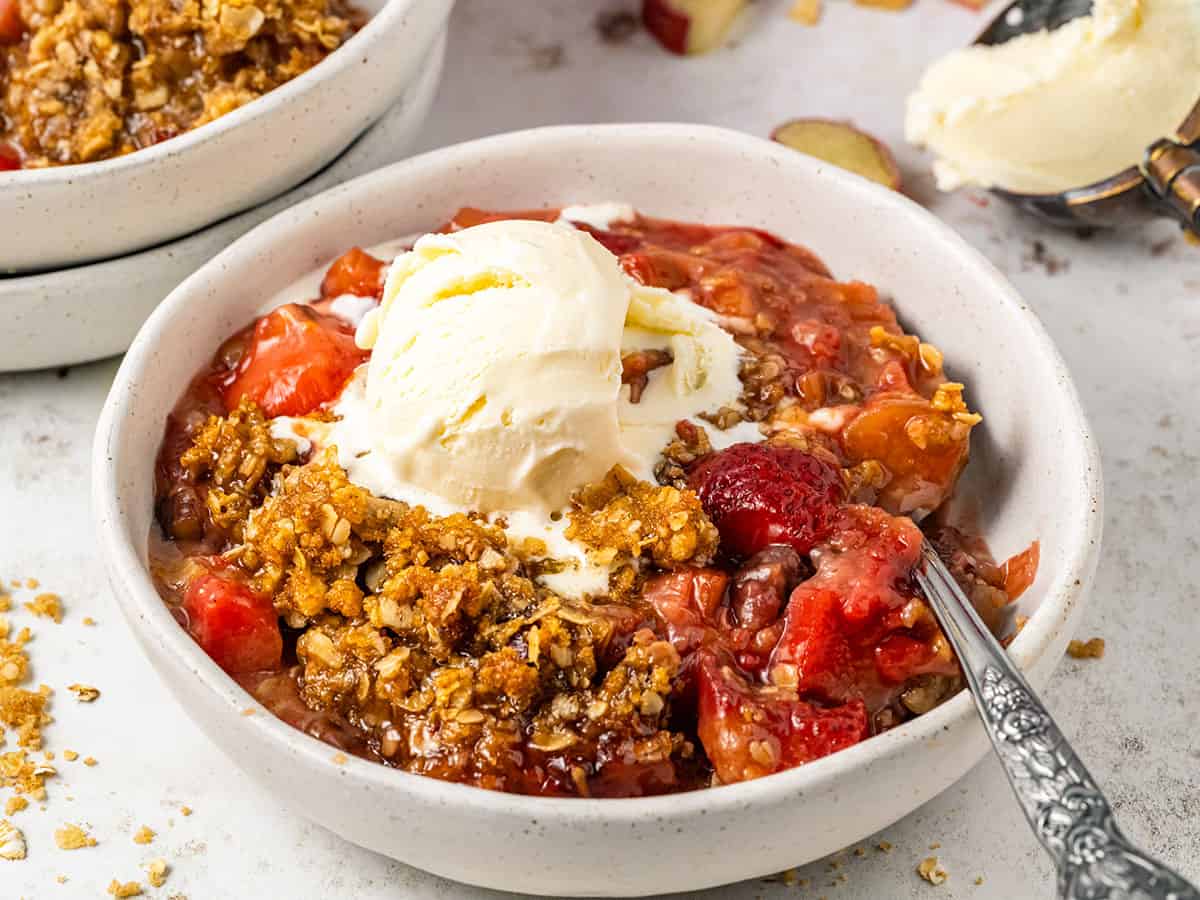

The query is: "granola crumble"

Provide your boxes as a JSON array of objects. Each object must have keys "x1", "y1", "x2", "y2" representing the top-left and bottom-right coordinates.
[
  {"x1": 133, "y1": 824, "x2": 155, "y2": 844},
  {"x1": 23, "y1": 593, "x2": 63, "y2": 623},
  {"x1": 67, "y1": 683, "x2": 100, "y2": 702},
  {"x1": 0, "y1": 818, "x2": 26, "y2": 859},
  {"x1": 145, "y1": 858, "x2": 170, "y2": 887},
  {"x1": 107, "y1": 880, "x2": 143, "y2": 898},
  {"x1": 918, "y1": 856, "x2": 948, "y2": 885},
  {"x1": 1, "y1": 0, "x2": 363, "y2": 168}
]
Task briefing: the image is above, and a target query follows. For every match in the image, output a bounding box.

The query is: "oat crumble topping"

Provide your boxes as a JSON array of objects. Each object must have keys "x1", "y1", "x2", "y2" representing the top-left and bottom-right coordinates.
[
  {"x1": 918, "y1": 856, "x2": 948, "y2": 885},
  {"x1": 107, "y1": 880, "x2": 143, "y2": 898},
  {"x1": 23, "y1": 594, "x2": 63, "y2": 623},
  {"x1": 145, "y1": 857, "x2": 170, "y2": 887},
  {"x1": 1, "y1": 0, "x2": 363, "y2": 167},
  {"x1": 0, "y1": 818, "x2": 26, "y2": 859},
  {"x1": 133, "y1": 824, "x2": 155, "y2": 844},
  {"x1": 1067, "y1": 637, "x2": 1105, "y2": 659},
  {"x1": 67, "y1": 683, "x2": 100, "y2": 702}
]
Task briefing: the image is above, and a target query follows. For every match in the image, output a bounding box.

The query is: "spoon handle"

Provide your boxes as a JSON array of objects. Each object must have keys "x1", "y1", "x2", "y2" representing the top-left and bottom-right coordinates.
[{"x1": 915, "y1": 543, "x2": 1200, "y2": 900}]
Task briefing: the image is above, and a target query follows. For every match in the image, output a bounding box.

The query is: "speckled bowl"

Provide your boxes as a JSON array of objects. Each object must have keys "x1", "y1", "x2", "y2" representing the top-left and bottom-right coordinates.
[
  {"x1": 0, "y1": 0, "x2": 453, "y2": 274},
  {"x1": 93, "y1": 124, "x2": 1103, "y2": 897}
]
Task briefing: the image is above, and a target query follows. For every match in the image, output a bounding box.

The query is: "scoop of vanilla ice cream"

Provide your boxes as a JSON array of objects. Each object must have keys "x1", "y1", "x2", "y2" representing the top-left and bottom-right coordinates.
[
  {"x1": 905, "y1": 0, "x2": 1200, "y2": 194},
  {"x1": 349, "y1": 219, "x2": 743, "y2": 516}
]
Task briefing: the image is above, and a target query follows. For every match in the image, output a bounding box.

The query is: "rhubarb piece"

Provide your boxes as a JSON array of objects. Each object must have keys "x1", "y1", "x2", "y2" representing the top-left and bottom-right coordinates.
[
  {"x1": 772, "y1": 119, "x2": 902, "y2": 191},
  {"x1": 642, "y1": 0, "x2": 749, "y2": 55}
]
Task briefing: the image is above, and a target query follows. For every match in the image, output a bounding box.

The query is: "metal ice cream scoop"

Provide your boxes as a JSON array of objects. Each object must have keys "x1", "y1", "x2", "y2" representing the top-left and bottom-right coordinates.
[{"x1": 975, "y1": 0, "x2": 1200, "y2": 234}]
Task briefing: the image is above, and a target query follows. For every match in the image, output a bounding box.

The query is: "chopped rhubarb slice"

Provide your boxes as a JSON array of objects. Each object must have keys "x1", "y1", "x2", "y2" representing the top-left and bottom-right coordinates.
[
  {"x1": 772, "y1": 119, "x2": 902, "y2": 191},
  {"x1": 642, "y1": 0, "x2": 749, "y2": 55}
]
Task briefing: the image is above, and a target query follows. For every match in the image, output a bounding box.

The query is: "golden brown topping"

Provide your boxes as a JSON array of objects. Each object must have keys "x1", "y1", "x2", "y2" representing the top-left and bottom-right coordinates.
[
  {"x1": 566, "y1": 465, "x2": 718, "y2": 570},
  {"x1": 917, "y1": 855, "x2": 949, "y2": 885},
  {"x1": 132, "y1": 824, "x2": 155, "y2": 845},
  {"x1": 181, "y1": 398, "x2": 299, "y2": 540},
  {"x1": 3, "y1": 0, "x2": 358, "y2": 168},
  {"x1": 4, "y1": 796, "x2": 28, "y2": 815},
  {"x1": 239, "y1": 448, "x2": 367, "y2": 624},
  {"x1": 107, "y1": 880, "x2": 143, "y2": 898}
]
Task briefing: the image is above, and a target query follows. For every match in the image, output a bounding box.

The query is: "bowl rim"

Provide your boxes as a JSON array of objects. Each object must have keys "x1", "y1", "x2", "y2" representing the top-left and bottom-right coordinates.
[
  {"x1": 0, "y1": 0, "x2": 418, "y2": 186},
  {"x1": 93, "y1": 122, "x2": 1104, "y2": 824}
]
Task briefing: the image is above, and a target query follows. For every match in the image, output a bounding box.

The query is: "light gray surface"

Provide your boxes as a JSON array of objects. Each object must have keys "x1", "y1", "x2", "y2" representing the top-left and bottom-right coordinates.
[{"x1": 1, "y1": 0, "x2": 1197, "y2": 897}]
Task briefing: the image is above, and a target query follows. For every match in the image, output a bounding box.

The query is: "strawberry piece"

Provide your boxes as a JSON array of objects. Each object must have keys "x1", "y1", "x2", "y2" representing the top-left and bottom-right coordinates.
[
  {"x1": 688, "y1": 442, "x2": 844, "y2": 559},
  {"x1": 222, "y1": 303, "x2": 366, "y2": 417},
  {"x1": 644, "y1": 567, "x2": 729, "y2": 657},
  {"x1": 695, "y1": 652, "x2": 867, "y2": 783},
  {"x1": 0, "y1": 0, "x2": 23, "y2": 44},
  {"x1": 768, "y1": 505, "x2": 929, "y2": 702},
  {"x1": 183, "y1": 574, "x2": 282, "y2": 674},
  {"x1": 0, "y1": 142, "x2": 20, "y2": 171},
  {"x1": 319, "y1": 247, "x2": 387, "y2": 299}
]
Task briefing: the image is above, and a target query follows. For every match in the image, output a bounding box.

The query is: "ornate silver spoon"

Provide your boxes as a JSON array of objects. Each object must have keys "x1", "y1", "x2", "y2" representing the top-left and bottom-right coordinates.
[
  {"x1": 916, "y1": 543, "x2": 1200, "y2": 900},
  {"x1": 972, "y1": 0, "x2": 1200, "y2": 234}
]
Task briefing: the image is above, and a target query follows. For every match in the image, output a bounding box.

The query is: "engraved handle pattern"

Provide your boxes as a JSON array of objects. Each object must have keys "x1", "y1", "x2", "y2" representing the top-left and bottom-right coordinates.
[{"x1": 916, "y1": 544, "x2": 1200, "y2": 900}]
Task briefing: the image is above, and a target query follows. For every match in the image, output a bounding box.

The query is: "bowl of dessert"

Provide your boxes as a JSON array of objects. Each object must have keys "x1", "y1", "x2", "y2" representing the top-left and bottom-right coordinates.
[
  {"x1": 93, "y1": 123, "x2": 1102, "y2": 896},
  {"x1": 0, "y1": 0, "x2": 453, "y2": 273}
]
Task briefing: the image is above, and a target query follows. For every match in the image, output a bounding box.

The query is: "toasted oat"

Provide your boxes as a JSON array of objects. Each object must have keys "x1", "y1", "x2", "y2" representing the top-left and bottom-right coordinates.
[
  {"x1": 1067, "y1": 637, "x2": 1105, "y2": 659},
  {"x1": 133, "y1": 825, "x2": 155, "y2": 845},
  {"x1": 83, "y1": 757, "x2": 98, "y2": 767},
  {"x1": 5, "y1": 796, "x2": 28, "y2": 815},
  {"x1": 180, "y1": 806, "x2": 192, "y2": 817},
  {"x1": 566, "y1": 465, "x2": 718, "y2": 570},
  {"x1": 54, "y1": 823, "x2": 96, "y2": 850},
  {"x1": 918, "y1": 856, "x2": 948, "y2": 885},
  {"x1": 62, "y1": 750, "x2": 78, "y2": 762},
  {"x1": 0, "y1": 819, "x2": 26, "y2": 860},
  {"x1": 107, "y1": 880, "x2": 143, "y2": 898},
  {"x1": 877, "y1": 841, "x2": 893, "y2": 853},
  {"x1": 67, "y1": 684, "x2": 100, "y2": 703},
  {"x1": 24, "y1": 594, "x2": 63, "y2": 623},
  {"x1": 145, "y1": 858, "x2": 169, "y2": 888},
  {"x1": 82, "y1": 617, "x2": 97, "y2": 626}
]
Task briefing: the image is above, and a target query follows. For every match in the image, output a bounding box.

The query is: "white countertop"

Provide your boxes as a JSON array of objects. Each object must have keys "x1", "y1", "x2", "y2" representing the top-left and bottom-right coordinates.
[{"x1": 3, "y1": 1, "x2": 1199, "y2": 897}]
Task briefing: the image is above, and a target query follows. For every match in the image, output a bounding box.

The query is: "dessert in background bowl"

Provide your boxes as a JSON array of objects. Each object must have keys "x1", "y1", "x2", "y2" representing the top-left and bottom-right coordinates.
[
  {"x1": 0, "y1": 0, "x2": 453, "y2": 273},
  {"x1": 95, "y1": 124, "x2": 1101, "y2": 895}
]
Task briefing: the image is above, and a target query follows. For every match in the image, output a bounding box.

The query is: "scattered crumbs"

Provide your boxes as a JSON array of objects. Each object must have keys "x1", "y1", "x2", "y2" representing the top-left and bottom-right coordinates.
[
  {"x1": 133, "y1": 825, "x2": 156, "y2": 845},
  {"x1": 5, "y1": 796, "x2": 28, "y2": 815},
  {"x1": 24, "y1": 579, "x2": 38, "y2": 590},
  {"x1": 0, "y1": 819, "x2": 27, "y2": 859},
  {"x1": 167, "y1": 895, "x2": 189, "y2": 900},
  {"x1": 529, "y1": 43, "x2": 565, "y2": 71},
  {"x1": 918, "y1": 856, "x2": 948, "y2": 886},
  {"x1": 8, "y1": 580, "x2": 20, "y2": 588},
  {"x1": 62, "y1": 750, "x2": 78, "y2": 762},
  {"x1": 853, "y1": 847, "x2": 866, "y2": 857},
  {"x1": 145, "y1": 858, "x2": 170, "y2": 888},
  {"x1": 54, "y1": 823, "x2": 97, "y2": 850},
  {"x1": 82, "y1": 617, "x2": 96, "y2": 627},
  {"x1": 67, "y1": 683, "x2": 100, "y2": 703},
  {"x1": 835, "y1": 873, "x2": 848, "y2": 884},
  {"x1": 332, "y1": 753, "x2": 348, "y2": 765},
  {"x1": 44, "y1": 750, "x2": 55, "y2": 761},
  {"x1": 1067, "y1": 637, "x2": 1105, "y2": 659},
  {"x1": 877, "y1": 841, "x2": 893, "y2": 853},
  {"x1": 180, "y1": 806, "x2": 192, "y2": 817},
  {"x1": 0, "y1": 594, "x2": 9, "y2": 613},
  {"x1": 24, "y1": 594, "x2": 63, "y2": 623},
  {"x1": 829, "y1": 859, "x2": 841, "y2": 870},
  {"x1": 929, "y1": 841, "x2": 941, "y2": 850},
  {"x1": 57, "y1": 874, "x2": 68, "y2": 884},
  {"x1": 595, "y1": 8, "x2": 638, "y2": 44},
  {"x1": 975, "y1": 876, "x2": 984, "y2": 886},
  {"x1": 107, "y1": 880, "x2": 143, "y2": 898},
  {"x1": 240, "y1": 708, "x2": 255, "y2": 717},
  {"x1": 83, "y1": 757, "x2": 98, "y2": 767},
  {"x1": 1023, "y1": 238, "x2": 1069, "y2": 276}
]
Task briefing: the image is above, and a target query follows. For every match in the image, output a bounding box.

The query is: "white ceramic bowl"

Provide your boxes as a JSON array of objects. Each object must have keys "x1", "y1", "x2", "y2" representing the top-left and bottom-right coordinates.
[
  {"x1": 0, "y1": 0, "x2": 453, "y2": 274},
  {"x1": 0, "y1": 32, "x2": 445, "y2": 373},
  {"x1": 93, "y1": 124, "x2": 1103, "y2": 897}
]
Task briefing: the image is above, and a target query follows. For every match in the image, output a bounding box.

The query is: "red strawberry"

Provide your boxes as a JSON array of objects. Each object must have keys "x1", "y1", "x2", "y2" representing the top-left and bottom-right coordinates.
[
  {"x1": 688, "y1": 442, "x2": 844, "y2": 559},
  {"x1": 695, "y1": 651, "x2": 867, "y2": 783}
]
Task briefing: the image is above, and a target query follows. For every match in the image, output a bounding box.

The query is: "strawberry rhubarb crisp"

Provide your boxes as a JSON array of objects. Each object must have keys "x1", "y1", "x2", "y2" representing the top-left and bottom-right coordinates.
[{"x1": 150, "y1": 205, "x2": 1037, "y2": 796}]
